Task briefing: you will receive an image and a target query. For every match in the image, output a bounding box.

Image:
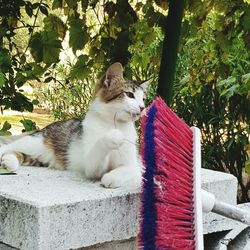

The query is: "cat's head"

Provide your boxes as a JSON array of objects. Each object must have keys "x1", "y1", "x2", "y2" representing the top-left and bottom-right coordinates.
[{"x1": 93, "y1": 62, "x2": 151, "y2": 122}]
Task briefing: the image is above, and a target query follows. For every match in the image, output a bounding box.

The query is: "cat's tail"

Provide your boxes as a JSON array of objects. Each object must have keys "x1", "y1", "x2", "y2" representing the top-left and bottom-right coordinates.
[{"x1": 0, "y1": 132, "x2": 33, "y2": 145}]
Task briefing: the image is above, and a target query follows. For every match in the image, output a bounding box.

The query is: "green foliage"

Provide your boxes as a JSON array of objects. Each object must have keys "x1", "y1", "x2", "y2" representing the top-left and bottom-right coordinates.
[
  {"x1": 30, "y1": 30, "x2": 62, "y2": 65},
  {"x1": 20, "y1": 118, "x2": 37, "y2": 132},
  {"x1": 128, "y1": 19, "x2": 163, "y2": 78},
  {"x1": 68, "y1": 17, "x2": 88, "y2": 54},
  {"x1": 128, "y1": 18, "x2": 163, "y2": 105},
  {"x1": 0, "y1": 0, "x2": 49, "y2": 113},
  {"x1": 0, "y1": 71, "x2": 5, "y2": 87},
  {"x1": 70, "y1": 55, "x2": 92, "y2": 80},
  {"x1": 44, "y1": 14, "x2": 67, "y2": 39},
  {"x1": 0, "y1": 121, "x2": 12, "y2": 136},
  {"x1": 35, "y1": 58, "x2": 94, "y2": 119},
  {"x1": 174, "y1": 5, "x2": 250, "y2": 202}
]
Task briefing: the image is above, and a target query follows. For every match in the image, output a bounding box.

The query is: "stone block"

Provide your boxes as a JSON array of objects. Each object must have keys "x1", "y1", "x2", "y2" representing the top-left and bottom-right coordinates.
[{"x1": 0, "y1": 167, "x2": 239, "y2": 249}]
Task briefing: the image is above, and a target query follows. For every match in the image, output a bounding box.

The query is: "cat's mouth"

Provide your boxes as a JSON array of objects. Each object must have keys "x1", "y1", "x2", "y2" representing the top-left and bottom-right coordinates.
[{"x1": 126, "y1": 111, "x2": 142, "y2": 119}]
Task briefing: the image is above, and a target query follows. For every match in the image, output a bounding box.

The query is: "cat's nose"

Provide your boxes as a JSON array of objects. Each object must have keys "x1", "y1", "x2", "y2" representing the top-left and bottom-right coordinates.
[{"x1": 139, "y1": 106, "x2": 145, "y2": 112}]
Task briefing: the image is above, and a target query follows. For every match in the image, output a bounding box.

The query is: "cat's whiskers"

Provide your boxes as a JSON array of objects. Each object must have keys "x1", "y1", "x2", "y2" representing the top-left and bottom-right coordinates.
[
  {"x1": 113, "y1": 111, "x2": 119, "y2": 129},
  {"x1": 113, "y1": 111, "x2": 123, "y2": 159},
  {"x1": 124, "y1": 138, "x2": 138, "y2": 146}
]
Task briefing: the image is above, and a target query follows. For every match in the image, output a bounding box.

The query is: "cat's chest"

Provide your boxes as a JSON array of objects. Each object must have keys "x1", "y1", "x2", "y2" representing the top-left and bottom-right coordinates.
[{"x1": 83, "y1": 117, "x2": 136, "y2": 147}]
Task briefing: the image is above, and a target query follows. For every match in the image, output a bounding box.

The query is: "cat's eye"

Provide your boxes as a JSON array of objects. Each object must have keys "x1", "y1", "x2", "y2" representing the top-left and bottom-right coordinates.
[{"x1": 125, "y1": 92, "x2": 135, "y2": 98}]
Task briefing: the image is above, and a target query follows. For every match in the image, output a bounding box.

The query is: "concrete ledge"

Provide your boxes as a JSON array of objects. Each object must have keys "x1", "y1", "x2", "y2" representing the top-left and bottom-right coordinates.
[
  {"x1": 0, "y1": 167, "x2": 238, "y2": 249},
  {"x1": 0, "y1": 167, "x2": 139, "y2": 250},
  {"x1": 81, "y1": 238, "x2": 137, "y2": 250},
  {"x1": 204, "y1": 203, "x2": 250, "y2": 250},
  {"x1": 201, "y1": 169, "x2": 238, "y2": 234}
]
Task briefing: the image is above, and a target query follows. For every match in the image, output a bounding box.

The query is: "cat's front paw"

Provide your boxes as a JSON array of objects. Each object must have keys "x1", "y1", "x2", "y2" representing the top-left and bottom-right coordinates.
[
  {"x1": 0, "y1": 145, "x2": 6, "y2": 160},
  {"x1": 105, "y1": 129, "x2": 124, "y2": 150},
  {"x1": 1, "y1": 153, "x2": 19, "y2": 172},
  {"x1": 101, "y1": 172, "x2": 124, "y2": 188}
]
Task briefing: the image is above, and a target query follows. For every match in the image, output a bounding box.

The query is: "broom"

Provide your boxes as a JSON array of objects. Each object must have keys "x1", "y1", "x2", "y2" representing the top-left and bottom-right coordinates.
[{"x1": 138, "y1": 97, "x2": 250, "y2": 250}]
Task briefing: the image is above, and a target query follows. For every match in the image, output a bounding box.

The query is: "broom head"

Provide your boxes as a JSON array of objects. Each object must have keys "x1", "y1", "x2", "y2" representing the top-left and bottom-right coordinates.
[{"x1": 138, "y1": 97, "x2": 203, "y2": 250}]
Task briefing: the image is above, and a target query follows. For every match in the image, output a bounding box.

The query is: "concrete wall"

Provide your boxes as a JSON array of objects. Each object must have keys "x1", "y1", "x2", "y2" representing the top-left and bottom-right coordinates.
[{"x1": 0, "y1": 167, "x2": 247, "y2": 250}]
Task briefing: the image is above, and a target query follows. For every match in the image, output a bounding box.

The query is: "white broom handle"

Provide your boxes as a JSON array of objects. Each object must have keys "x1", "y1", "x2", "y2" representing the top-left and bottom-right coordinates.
[
  {"x1": 202, "y1": 190, "x2": 250, "y2": 225},
  {"x1": 213, "y1": 199, "x2": 250, "y2": 225}
]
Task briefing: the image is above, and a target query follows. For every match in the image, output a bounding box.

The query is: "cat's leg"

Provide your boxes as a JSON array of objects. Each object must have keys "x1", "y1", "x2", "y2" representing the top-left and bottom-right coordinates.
[
  {"x1": 0, "y1": 135, "x2": 45, "y2": 171},
  {"x1": 0, "y1": 152, "x2": 20, "y2": 172},
  {"x1": 84, "y1": 129, "x2": 125, "y2": 179},
  {"x1": 101, "y1": 165, "x2": 141, "y2": 188}
]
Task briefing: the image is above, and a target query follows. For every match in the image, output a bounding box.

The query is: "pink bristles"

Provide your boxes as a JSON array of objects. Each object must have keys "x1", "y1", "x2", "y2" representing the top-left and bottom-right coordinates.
[
  {"x1": 139, "y1": 97, "x2": 196, "y2": 250},
  {"x1": 154, "y1": 98, "x2": 195, "y2": 249}
]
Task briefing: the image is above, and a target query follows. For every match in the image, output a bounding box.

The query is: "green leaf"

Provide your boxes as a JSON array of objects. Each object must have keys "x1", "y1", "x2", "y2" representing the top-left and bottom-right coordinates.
[
  {"x1": 39, "y1": 5, "x2": 49, "y2": 16},
  {"x1": 241, "y1": 73, "x2": 250, "y2": 84},
  {"x1": 70, "y1": 55, "x2": 91, "y2": 80},
  {"x1": 44, "y1": 14, "x2": 67, "y2": 39},
  {"x1": 12, "y1": 92, "x2": 33, "y2": 112},
  {"x1": 242, "y1": 6, "x2": 250, "y2": 32},
  {"x1": 52, "y1": 0, "x2": 63, "y2": 9},
  {"x1": 44, "y1": 76, "x2": 54, "y2": 83},
  {"x1": 32, "y1": 2, "x2": 40, "y2": 9},
  {"x1": 246, "y1": 160, "x2": 250, "y2": 176},
  {"x1": 89, "y1": 0, "x2": 98, "y2": 8},
  {"x1": 15, "y1": 72, "x2": 27, "y2": 87},
  {"x1": 214, "y1": 14, "x2": 225, "y2": 32},
  {"x1": 215, "y1": 32, "x2": 230, "y2": 53},
  {"x1": 30, "y1": 32, "x2": 43, "y2": 63},
  {"x1": 20, "y1": 119, "x2": 37, "y2": 132},
  {"x1": 42, "y1": 31, "x2": 62, "y2": 65},
  {"x1": 1, "y1": 121, "x2": 11, "y2": 131},
  {"x1": 221, "y1": 85, "x2": 240, "y2": 98},
  {"x1": 25, "y1": 4, "x2": 33, "y2": 17},
  {"x1": 0, "y1": 168, "x2": 16, "y2": 175},
  {"x1": 238, "y1": 74, "x2": 250, "y2": 95},
  {"x1": 0, "y1": 131, "x2": 12, "y2": 136},
  {"x1": 20, "y1": 55, "x2": 26, "y2": 64},
  {"x1": 0, "y1": 71, "x2": 5, "y2": 87},
  {"x1": 0, "y1": 121, "x2": 12, "y2": 136},
  {"x1": 0, "y1": 48, "x2": 12, "y2": 72},
  {"x1": 69, "y1": 17, "x2": 88, "y2": 53},
  {"x1": 217, "y1": 77, "x2": 237, "y2": 88},
  {"x1": 81, "y1": 0, "x2": 88, "y2": 12},
  {"x1": 32, "y1": 99, "x2": 39, "y2": 105},
  {"x1": 0, "y1": 26, "x2": 7, "y2": 39},
  {"x1": 30, "y1": 31, "x2": 62, "y2": 65},
  {"x1": 65, "y1": 0, "x2": 77, "y2": 9},
  {"x1": 31, "y1": 64, "x2": 46, "y2": 75}
]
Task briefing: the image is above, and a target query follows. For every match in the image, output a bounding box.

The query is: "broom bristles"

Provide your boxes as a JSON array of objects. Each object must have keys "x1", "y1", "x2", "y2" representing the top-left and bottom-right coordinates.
[{"x1": 139, "y1": 97, "x2": 196, "y2": 250}]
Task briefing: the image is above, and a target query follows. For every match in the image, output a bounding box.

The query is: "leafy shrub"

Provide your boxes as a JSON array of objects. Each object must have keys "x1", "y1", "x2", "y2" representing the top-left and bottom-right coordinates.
[
  {"x1": 34, "y1": 56, "x2": 95, "y2": 119},
  {"x1": 174, "y1": 9, "x2": 250, "y2": 202}
]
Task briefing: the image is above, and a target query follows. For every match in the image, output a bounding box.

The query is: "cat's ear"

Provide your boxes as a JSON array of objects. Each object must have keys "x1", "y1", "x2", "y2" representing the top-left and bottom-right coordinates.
[
  {"x1": 139, "y1": 78, "x2": 153, "y2": 91},
  {"x1": 104, "y1": 62, "x2": 124, "y2": 87}
]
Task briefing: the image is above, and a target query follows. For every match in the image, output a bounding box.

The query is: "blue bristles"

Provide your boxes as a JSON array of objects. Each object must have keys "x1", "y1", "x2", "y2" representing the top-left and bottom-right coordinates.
[{"x1": 141, "y1": 105, "x2": 157, "y2": 250}]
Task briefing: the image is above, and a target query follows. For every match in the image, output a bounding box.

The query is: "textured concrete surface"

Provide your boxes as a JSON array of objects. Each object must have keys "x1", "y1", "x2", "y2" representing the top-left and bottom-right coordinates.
[
  {"x1": 0, "y1": 167, "x2": 238, "y2": 250},
  {"x1": 201, "y1": 169, "x2": 238, "y2": 234},
  {"x1": 0, "y1": 167, "x2": 139, "y2": 250},
  {"x1": 0, "y1": 242, "x2": 17, "y2": 250},
  {"x1": 81, "y1": 238, "x2": 137, "y2": 250},
  {"x1": 204, "y1": 203, "x2": 250, "y2": 250}
]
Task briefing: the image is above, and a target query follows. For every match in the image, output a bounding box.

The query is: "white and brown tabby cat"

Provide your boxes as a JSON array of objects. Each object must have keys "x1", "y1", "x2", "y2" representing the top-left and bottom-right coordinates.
[{"x1": 0, "y1": 63, "x2": 150, "y2": 188}]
